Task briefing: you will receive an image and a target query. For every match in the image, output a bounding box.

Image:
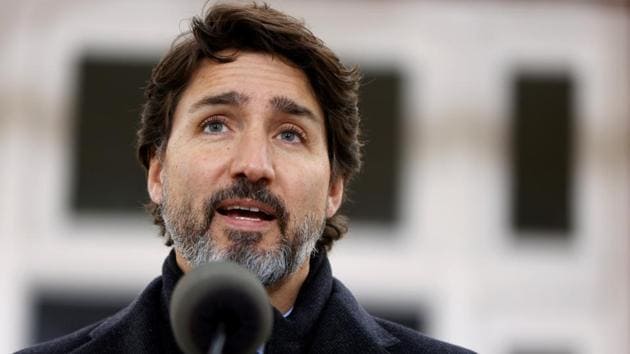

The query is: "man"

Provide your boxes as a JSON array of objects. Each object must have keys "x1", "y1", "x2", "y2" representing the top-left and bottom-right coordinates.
[{"x1": 19, "y1": 3, "x2": 473, "y2": 353}]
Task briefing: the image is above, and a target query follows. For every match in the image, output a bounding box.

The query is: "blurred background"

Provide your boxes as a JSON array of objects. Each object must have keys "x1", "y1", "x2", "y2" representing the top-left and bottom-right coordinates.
[{"x1": 1, "y1": 0, "x2": 628, "y2": 353}]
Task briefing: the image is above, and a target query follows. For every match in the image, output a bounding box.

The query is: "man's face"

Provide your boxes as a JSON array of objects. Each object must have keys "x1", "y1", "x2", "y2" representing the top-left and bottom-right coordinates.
[{"x1": 147, "y1": 52, "x2": 344, "y2": 285}]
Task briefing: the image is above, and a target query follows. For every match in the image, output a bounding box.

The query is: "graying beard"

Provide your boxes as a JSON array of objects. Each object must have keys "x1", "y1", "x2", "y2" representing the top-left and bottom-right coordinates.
[{"x1": 162, "y1": 186, "x2": 324, "y2": 286}]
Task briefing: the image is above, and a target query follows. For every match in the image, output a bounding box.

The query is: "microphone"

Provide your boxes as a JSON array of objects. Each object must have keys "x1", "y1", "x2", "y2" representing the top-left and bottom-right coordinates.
[{"x1": 170, "y1": 262, "x2": 273, "y2": 354}]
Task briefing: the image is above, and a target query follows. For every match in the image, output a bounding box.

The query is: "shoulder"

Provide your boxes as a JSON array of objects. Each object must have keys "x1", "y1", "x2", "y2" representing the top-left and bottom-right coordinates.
[
  {"x1": 14, "y1": 322, "x2": 100, "y2": 354},
  {"x1": 373, "y1": 317, "x2": 476, "y2": 354},
  {"x1": 15, "y1": 276, "x2": 164, "y2": 354},
  {"x1": 328, "y1": 278, "x2": 475, "y2": 353}
]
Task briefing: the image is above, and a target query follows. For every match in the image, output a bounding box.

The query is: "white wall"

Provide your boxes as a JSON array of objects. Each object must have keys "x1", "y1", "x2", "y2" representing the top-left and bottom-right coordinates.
[{"x1": 1, "y1": 1, "x2": 628, "y2": 353}]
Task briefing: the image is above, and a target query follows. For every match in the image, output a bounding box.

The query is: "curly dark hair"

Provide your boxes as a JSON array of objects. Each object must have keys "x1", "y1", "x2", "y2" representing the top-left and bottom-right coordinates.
[{"x1": 136, "y1": 2, "x2": 362, "y2": 251}]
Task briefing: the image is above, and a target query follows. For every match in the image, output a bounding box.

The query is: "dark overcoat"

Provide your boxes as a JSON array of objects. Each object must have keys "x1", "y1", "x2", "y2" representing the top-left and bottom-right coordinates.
[{"x1": 17, "y1": 250, "x2": 475, "y2": 354}]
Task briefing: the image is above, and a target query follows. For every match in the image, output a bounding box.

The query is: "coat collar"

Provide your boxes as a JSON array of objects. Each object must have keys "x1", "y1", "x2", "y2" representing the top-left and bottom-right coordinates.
[
  {"x1": 86, "y1": 249, "x2": 399, "y2": 353},
  {"x1": 266, "y1": 249, "x2": 400, "y2": 353}
]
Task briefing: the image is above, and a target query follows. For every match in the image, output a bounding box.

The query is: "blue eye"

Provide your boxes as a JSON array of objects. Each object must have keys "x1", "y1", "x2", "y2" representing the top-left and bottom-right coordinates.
[
  {"x1": 280, "y1": 131, "x2": 299, "y2": 142},
  {"x1": 278, "y1": 127, "x2": 305, "y2": 144},
  {"x1": 202, "y1": 119, "x2": 228, "y2": 134}
]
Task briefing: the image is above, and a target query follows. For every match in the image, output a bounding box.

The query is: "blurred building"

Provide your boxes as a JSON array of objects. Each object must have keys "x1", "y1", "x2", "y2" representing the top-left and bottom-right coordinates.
[{"x1": 1, "y1": 0, "x2": 628, "y2": 353}]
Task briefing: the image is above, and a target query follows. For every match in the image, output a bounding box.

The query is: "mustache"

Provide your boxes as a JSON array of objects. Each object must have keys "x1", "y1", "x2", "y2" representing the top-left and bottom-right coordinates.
[{"x1": 203, "y1": 178, "x2": 289, "y2": 231}]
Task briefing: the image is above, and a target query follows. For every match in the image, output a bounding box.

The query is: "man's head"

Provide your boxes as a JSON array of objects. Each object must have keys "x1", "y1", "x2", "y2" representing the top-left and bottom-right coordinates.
[{"x1": 136, "y1": 3, "x2": 362, "y2": 283}]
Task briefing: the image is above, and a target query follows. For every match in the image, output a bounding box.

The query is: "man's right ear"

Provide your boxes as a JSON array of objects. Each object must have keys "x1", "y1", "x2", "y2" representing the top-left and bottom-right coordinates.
[{"x1": 147, "y1": 155, "x2": 164, "y2": 204}]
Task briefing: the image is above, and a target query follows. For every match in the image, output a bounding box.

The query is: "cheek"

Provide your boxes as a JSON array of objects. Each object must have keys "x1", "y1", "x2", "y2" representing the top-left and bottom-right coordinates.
[
  {"x1": 285, "y1": 163, "x2": 331, "y2": 215},
  {"x1": 167, "y1": 147, "x2": 229, "y2": 191}
]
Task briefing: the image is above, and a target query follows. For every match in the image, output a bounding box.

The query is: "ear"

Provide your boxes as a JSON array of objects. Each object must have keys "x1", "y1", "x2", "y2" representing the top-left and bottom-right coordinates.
[
  {"x1": 326, "y1": 176, "x2": 344, "y2": 218},
  {"x1": 147, "y1": 155, "x2": 164, "y2": 204}
]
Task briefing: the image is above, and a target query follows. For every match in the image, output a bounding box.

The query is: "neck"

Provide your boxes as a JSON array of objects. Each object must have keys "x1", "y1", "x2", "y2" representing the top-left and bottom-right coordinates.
[
  {"x1": 174, "y1": 250, "x2": 310, "y2": 313},
  {"x1": 266, "y1": 260, "x2": 309, "y2": 313}
]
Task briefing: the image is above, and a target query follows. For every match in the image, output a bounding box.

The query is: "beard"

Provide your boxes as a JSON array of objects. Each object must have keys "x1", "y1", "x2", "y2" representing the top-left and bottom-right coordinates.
[{"x1": 160, "y1": 177, "x2": 325, "y2": 287}]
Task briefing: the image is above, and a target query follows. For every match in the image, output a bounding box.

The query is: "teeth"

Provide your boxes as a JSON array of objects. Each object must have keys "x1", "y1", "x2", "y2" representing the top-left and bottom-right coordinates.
[
  {"x1": 234, "y1": 215, "x2": 260, "y2": 221},
  {"x1": 225, "y1": 205, "x2": 262, "y2": 213}
]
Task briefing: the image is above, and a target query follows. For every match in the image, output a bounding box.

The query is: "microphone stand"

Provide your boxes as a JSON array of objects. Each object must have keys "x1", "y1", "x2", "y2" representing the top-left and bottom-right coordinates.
[{"x1": 207, "y1": 324, "x2": 226, "y2": 354}]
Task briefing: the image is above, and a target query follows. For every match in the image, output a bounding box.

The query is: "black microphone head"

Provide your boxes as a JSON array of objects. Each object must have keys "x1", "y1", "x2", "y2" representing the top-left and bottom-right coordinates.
[{"x1": 170, "y1": 261, "x2": 273, "y2": 354}]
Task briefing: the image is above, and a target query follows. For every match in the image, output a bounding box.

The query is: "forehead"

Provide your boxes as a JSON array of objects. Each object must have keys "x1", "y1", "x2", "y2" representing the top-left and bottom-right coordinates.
[{"x1": 176, "y1": 52, "x2": 323, "y2": 119}]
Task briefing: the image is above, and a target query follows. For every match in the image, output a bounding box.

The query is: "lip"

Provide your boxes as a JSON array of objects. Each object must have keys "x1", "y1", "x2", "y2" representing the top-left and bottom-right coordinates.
[
  {"x1": 214, "y1": 198, "x2": 277, "y2": 232},
  {"x1": 217, "y1": 198, "x2": 277, "y2": 218},
  {"x1": 215, "y1": 211, "x2": 276, "y2": 232}
]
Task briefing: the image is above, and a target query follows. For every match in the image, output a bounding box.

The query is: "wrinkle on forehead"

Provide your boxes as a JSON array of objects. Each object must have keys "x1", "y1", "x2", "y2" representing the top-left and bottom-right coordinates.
[{"x1": 183, "y1": 53, "x2": 323, "y2": 119}]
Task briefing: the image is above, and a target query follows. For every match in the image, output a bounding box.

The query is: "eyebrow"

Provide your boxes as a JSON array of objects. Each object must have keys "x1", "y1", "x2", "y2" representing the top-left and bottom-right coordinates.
[
  {"x1": 188, "y1": 91, "x2": 249, "y2": 113},
  {"x1": 270, "y1": 96, "x2": 317, "y2": 121}
]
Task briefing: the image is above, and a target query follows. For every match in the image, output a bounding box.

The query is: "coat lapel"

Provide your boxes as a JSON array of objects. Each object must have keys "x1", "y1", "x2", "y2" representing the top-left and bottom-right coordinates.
[
  {"x1": 266, "y1": 249, "x2": 400, "y2": 353},
  {"x1": 308, "y1": 279, "x2": 400, "y2": 353}
]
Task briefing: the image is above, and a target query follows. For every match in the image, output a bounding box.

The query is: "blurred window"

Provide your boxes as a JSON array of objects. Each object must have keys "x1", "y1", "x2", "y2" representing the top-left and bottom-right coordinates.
[
  {"x1": 72, "y1": 56, "x2": 155, "y2": 213},
  {"x1": 31, "y1": 293, "x2": 131, "y2": 344},
  {"x1": 512, "y1": 348, "x2": 573, "y2": 354},
  {"x1": 342, "y1": 70, "x2": 402, "y2": 224},
  {"x1": 364, "y1": 303, "x2": 426, "y2": 332},
  {"x1": 511, "y1": 74, "x2": 574, "y2": 235}
]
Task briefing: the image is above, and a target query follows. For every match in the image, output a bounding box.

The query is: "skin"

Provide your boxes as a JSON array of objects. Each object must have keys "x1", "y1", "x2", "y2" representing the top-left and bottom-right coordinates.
[{"x1": 146, "y1": 51, "x2": 344, "y2": 313}]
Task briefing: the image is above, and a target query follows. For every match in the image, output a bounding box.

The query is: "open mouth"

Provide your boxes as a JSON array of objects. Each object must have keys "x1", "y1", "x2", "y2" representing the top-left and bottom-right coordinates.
[{"x1": 216, "y1": 201, "x2": 276, "y2": 222}]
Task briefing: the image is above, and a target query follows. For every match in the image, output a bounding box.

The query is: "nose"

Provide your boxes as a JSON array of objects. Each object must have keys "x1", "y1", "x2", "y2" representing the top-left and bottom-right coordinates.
[{"x1": 229, "y1": 132, "x2": 276, "y2": 184}]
